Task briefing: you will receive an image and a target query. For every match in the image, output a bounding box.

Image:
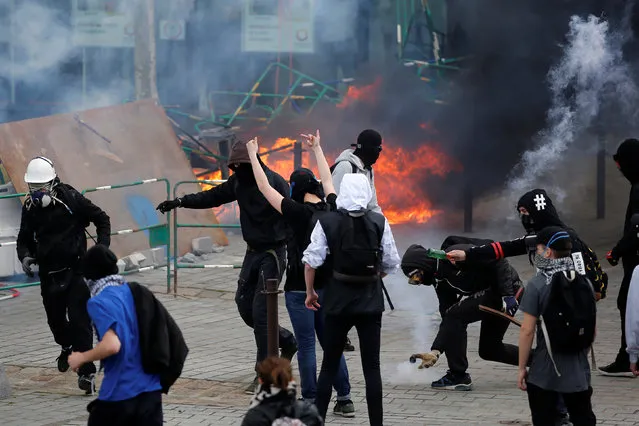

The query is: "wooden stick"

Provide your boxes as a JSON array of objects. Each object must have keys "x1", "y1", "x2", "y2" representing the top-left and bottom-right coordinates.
[{"x1": 479, "y1": 305, "x2": 522, "y2": 327}]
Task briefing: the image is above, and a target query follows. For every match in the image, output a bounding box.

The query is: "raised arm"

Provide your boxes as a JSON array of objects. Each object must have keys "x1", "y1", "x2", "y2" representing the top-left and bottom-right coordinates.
[
  {"x1": 246, "y1": 137, "x2": 284, "y2": 214},
  {"x1": 301, "y1": 130, "x2": 335, "y2": 196}
]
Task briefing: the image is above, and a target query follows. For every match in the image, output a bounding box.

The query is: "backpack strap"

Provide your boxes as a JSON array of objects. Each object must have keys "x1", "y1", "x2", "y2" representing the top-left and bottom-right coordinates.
[{"x1": 330, "y1": 160, "x2": 358, "y2": 174}]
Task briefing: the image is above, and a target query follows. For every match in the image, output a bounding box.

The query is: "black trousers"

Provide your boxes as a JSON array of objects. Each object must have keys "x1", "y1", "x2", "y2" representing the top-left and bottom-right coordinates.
[
  {"x1": 316, "y1": 313, "x2": 383, "y2": 426},
  {"x1": 40, "y1": 269, "x2": 96, "y2": 376},
  {"x1": 526, "y1": 383, "x2": 596, "y2": 426},
  {"x1": 87, "y1": 391, "x2": 163, "y2": 426},
  {"x1": 235, "y1": 246, "x2": 296, "y2": 368},
  {"x1": 431, "y1": 289, "x2": 518, "y2": 375},
  {"x1": 614, "y1": 263, "x2": 635, "y2": 367}
]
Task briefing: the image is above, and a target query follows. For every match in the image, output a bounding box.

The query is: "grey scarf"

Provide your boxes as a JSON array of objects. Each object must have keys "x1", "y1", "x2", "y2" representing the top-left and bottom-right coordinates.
[
  {"x1": 86, "y1": 274, "x2": 126, "y2": 297},
  {"x1": 533, "y1": 255, "x2": 575, "y2": 284}
]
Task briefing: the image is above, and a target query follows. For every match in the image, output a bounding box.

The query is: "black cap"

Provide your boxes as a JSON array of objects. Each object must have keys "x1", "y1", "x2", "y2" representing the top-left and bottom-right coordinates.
[
  {"x1": 83, "y1": 244, "x2": 119, "y2": 280},
  {"x1": 536, "y1": 226, "x2": 572, "y2": 252},
  {"x1": 354, "y1": 129, "x2": 382, "y2": 149}
]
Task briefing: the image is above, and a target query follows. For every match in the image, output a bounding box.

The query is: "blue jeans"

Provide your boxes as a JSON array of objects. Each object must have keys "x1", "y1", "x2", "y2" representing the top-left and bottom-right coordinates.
[{"x1": 285, "y1": 290, "x2": 351, "y2": 402}]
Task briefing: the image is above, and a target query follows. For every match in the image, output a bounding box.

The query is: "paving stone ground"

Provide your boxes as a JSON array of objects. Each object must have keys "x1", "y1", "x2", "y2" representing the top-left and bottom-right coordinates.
[{"x1": 1, "y1": 224, "x2": 638, "y2": 425}]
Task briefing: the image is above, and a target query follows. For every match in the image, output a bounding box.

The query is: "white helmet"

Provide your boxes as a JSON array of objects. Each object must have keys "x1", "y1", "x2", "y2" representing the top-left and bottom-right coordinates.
[{"x1": 24, "y1": 156, "x2": 56, "y2": 184}]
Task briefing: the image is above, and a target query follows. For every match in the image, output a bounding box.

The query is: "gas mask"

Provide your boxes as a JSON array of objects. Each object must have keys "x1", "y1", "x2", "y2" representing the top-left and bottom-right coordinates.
[{"x1": 29, "y1": 181, "x2": 54, "y2": 208}]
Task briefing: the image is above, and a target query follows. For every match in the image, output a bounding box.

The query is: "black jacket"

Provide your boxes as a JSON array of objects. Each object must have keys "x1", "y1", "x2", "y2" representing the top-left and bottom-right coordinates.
[
  {"x1": 17, "y1": 182, "x2": 110, "y2": 272},
  {"x1": 436, "y1": 239, "x2": 521, "y2": 315},
  {"x1": 241, "y1": 386, "x2": 322, "y2": 426},
  {"x1": 611, "y1": 139, "x2": 639, "y2": 268},
  {"x1": 179, "y1": 169, "x2": 289, "y2": 251},
  {"x1": 128, "y1": 282, "x2": 188, "y2": 394}
]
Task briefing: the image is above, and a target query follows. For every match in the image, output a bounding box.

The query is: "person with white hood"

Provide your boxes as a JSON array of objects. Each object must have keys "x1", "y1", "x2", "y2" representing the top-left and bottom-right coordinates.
[
  {"x1": 625, "y1": 213, "x2": 639, "y2": 376},
  {"x1": 302, "y1": 173, "x2": 400, "y2": 426}
]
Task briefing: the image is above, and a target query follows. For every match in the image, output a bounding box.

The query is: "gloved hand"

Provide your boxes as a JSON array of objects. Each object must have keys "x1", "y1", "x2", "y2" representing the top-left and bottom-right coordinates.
[
  {"x1": 410, "y1": 350, "x2": 440, "y2": 369},
  {"x1": 22, "y1": 257, "x2": 36, "y2": 277},
  {"x1": 502, "y1": 296, "x2": 519, "y2": 317},
  {"x1": 156, "y1": 198, "x2": 181, "y2": 214},
  {"x1": 606, "y1": 250, "x2": 619, "y2": 267}
]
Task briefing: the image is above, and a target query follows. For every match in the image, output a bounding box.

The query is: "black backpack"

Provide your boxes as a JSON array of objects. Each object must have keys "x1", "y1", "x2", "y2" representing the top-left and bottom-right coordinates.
[
  {"x1": 330, "y1": 209, "x2": 385, "y2": 284},
  {"x1": 540, "y1": 270, "x2": 596, "y2": 356}
]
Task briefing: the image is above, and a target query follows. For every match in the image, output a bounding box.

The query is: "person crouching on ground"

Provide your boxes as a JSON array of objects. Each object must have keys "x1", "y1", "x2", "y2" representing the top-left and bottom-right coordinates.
[
  {"x1": 518, "y1": 226, "x2": 597, "y2": 426},
  {"x1": 242, "y1": 357, "x2": 322, "y2": 426},
  {"x1": 68, "y1": 245, "x2": 163, "y2": 426}
]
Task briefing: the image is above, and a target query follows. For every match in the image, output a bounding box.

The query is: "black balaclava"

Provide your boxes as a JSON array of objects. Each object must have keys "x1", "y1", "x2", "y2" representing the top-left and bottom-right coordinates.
[
  {"x1": 613, "y1": 138, "x2": 639, "y2": 184},
  {"x1": 401, "y1": 244, "x2": 439, "y2": 285},
  {"x1": 230, "y1": 163, "x2": 256, "y2": 186},
  {"x1": 289, "y1": 168, "x2": 324, "y2": 203},
  {"x1": 516, "y1": 189, "x2": 565, "y2": 233},
  {"x1": 82, "y1": 244, "x2": 119, "y2": 281},
  {"x1": 352, "y1": 129, "x2": 383, "y2": 167}
]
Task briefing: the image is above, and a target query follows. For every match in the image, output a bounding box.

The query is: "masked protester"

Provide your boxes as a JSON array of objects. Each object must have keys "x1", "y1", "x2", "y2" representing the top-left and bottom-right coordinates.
[
  {"x1": 302, "y1": 174, "x2": 401, "y2": 426},
  {"x1": 246, "y1": 132, "x2": 355, "y2": 417},
  {"x1": 447, "y1": 189, "x2": 608, "y2": 301},
  {"x1": 156, "y1": 140, "x2": 297, "y2": 393},
  {"x1": 401, "y1": 236, "x2": 523, "y2": 391},
  {"x1": 599, "y1": 138, "x2": 639, "y2": 377},
  {"x1": 16, "y1": 156, "x2": 111, "y2": 394},
  {"x1": 331, "y1": 128, "x2": 384, "y2": 351}
]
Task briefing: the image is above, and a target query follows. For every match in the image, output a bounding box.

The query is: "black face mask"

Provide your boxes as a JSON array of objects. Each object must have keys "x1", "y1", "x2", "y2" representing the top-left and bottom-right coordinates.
[
  {"x1": 521, "y1": 214, "x2": 535, "y2": 233},
  {"x1": 232, "y1": 164, "x2": 256, "y2": 186},
  {"x1": 355, "y1": 146, "x2": 382, "y2": 167}
]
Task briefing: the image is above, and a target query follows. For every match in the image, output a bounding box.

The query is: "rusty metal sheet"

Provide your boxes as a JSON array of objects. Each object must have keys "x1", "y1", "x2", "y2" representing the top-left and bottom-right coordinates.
[{"x1": 0, "y1": 99, "x2": 228, "y2": 258}]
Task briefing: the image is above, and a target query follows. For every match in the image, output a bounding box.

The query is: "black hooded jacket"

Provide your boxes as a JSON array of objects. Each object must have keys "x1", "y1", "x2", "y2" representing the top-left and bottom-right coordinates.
[
  {"x1": 179, "y1": 141, "x2": 290, "y2": 251},
  {"x1": 16, "y1": 182, "x2": 111, "y2": 273},
  {"x1": 611, "y1": 138, "x2": 639, "y2": 267},
  {"x1": 465, "y1": 189, "x2": 608, "y2": 297},
  {"x1": 402, "y1": 236, "x2": 521, "y2": 316}
]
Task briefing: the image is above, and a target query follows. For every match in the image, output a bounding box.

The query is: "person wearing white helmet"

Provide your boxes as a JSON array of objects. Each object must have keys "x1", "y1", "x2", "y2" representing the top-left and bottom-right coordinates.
[{"x1": 17, "y1": 156, "x2": 111, "y2": 394}]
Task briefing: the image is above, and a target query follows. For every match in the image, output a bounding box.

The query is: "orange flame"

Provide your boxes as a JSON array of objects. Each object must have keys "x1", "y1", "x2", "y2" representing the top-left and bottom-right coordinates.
[{"x1": 336, "y1": 77, "x2": 382, "y2": 109}]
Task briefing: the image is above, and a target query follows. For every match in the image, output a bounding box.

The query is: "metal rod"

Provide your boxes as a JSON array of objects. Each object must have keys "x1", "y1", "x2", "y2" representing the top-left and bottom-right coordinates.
[
  {"x1": 265, "y1": 278, "x2": 280, "y2": 357},
  {"x1": 464, "y1": 181, "x2": 473, "y2": 233},
  {"x1": 293, "y1": 141, "x2": 303, "y2": 170}
]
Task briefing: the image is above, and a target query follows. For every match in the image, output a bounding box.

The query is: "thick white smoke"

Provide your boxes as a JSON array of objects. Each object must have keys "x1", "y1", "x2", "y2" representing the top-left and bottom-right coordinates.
[{"x1": 506, "y1": 14, "x2": 638, "y2": 203}]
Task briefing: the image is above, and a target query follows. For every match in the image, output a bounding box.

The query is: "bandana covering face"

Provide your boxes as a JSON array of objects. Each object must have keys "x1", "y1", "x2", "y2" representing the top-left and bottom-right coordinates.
[
  {"x1": 86, "y1": 274, "x2": 126, "y2": 297},
  {"x1": 533, "y1": 255, "x2": 575, "y2": 284}
]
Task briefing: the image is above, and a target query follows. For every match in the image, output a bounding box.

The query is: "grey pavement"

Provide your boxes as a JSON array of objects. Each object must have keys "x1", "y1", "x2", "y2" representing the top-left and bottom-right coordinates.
[{"x1": 1, "y1": 225, "x2": 639, "y2": 425}]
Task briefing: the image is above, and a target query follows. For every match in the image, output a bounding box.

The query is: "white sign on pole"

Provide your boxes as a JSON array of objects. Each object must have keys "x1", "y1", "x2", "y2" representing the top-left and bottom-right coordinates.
[
  {"x1": 241, "y1": 0, "x2": 314, "y2": 53},
  {"x1": 71, "y1": 0, "x2": 134, "y2": 48},
  {"x1": 159, "y1": 20, "x2": 185, "y2": 41}
]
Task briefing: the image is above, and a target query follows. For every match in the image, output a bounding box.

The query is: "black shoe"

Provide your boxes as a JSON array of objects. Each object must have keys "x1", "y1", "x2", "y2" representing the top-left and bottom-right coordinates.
[
  {"x1": 344, "y1": 337, "x2": 355, "y2": 352},
  {"x1": 333, "y1": 400, "x2": 355, "y2": 417},
  {"x1": 598, "y1": 361, "x2": 634, "y2": 377},
  {"x1": 555, "y1": 411, "x2": 572, "y2": 426},
  {"x1": 78, "y1": 374, "x2": 96, "y2": 395},
  {"x1": 57, "y1": 346, "x2": 72, "y2": 373},
  {"x1": 431, "y1": 370, "x2": 473, "y2": 391},
  {"x1": 281, "y1": 340, "x2": 298, "y2": 361},
  {"x1": 244, "y1": 376, "x2": 259, "y2": 395}
]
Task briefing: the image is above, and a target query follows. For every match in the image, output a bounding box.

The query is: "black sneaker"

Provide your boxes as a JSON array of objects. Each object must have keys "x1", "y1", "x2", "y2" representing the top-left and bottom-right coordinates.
[
  {"x1": 431, "y1": 370, "x2": 473, "y2": 391},
  {"x1": 555, "y1": 411, "x2": 572, "y2": 426},
  {"x1": 57, "y1": 347, "x2": 72, "y2": 373},
  {"x1": 333, "y1": 400, "x2": 355, "y2": 417},
  {"x1": 244, "y1": 376, "x2": 259, "y2": 395},
  {"x1": 344, "y1": 337, "x2": 355, "y2": 352},
  {"x1": 78, "y1": 373, "x2": 96, "y2": 395},
  {"x1": 598, "y1": 361, "x2": 634, "y2": 377},
  {"x1": 281, "y1": 340, "x2": 298, "y2": 362}
]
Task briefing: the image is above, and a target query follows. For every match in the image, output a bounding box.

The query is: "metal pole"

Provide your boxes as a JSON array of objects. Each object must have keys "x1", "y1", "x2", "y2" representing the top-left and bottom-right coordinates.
[
  {"x1": 9, "y1": 0, "x2": 15, "y2": 105},
  {"x1": 219, "y1": 139, "x2": 230, "y2": 179},
  {"x1": 463, "y1": 181, "x2": 473, "y2": 233},
  {"x1": 597, "y1": 142, "x2": 606, "y2": 219},
  {"x1": 265, "y1": 278, "x2": 280, "y2": 358},
  {"x1": 82, "y1": 47, "x2": 87, "y2": 108},
  {"x1": 293, "y1": 141, "x2": 302, "y2": 170}
]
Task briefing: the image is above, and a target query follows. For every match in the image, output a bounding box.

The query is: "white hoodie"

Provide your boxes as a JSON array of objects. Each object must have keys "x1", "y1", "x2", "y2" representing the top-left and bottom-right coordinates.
[
  {"x1": 331, "y1": 149, "x2": 382, "y2": 214},
  {"x1": 302, "y1": 174, "x2": 400, "y2": 274},
  {"x1": 626, "y1": 266, "x2": 639, "y2": 364}
]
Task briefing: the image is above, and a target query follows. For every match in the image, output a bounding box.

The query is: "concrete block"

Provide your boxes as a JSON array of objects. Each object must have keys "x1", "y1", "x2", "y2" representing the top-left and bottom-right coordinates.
[
  {"x1": 179, "y1": 252, "x2": 197, "y2": 264},
  {"x1": 150, "y1": 247, "x2": 168, "y2": 265},
  {"x1": 137, "y1": 250, "x2": 155, "y2": 267},
  {"x1": 0, "y1": 364, "x2": 11, "y2": 399},
  {"x1": 192, "y1": 237, "x2": 213, "y2": 255},
  {"x1": 116, "y1": 259, "x2": 126, "y2": 274}
]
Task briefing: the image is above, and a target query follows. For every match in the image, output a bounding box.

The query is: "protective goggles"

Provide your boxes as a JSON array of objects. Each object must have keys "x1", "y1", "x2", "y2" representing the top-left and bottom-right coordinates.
[{"x1": 407, "y1": 269, "x2": 424, "y2": 285}]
